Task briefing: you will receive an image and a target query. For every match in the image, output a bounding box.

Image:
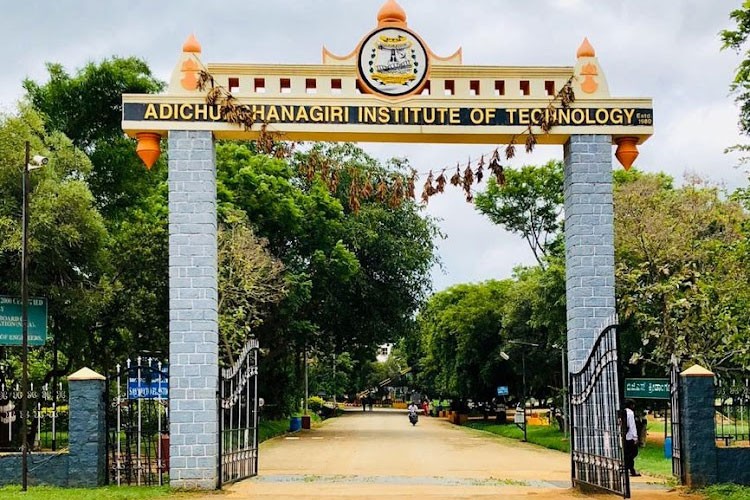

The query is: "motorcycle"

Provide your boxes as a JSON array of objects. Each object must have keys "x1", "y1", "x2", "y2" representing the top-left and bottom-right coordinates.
[{"x1": 408, "y1": 408, "x2": 419, "y2": 426}]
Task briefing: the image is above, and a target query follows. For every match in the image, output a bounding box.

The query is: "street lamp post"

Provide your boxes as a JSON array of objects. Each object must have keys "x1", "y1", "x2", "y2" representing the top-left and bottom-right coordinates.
[
  {"x1": 553, "y1": 342, "x2": 569, "y2": 437},
  {"x1": 20, "y1": 142, "x2": 47, "y2": 491},
  {"x1": 508, "y1": 340, "x2": 539, "y2": 443}
]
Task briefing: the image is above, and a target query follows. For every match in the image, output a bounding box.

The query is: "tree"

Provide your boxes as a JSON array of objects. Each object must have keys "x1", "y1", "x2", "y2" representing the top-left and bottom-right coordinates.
[
  {"x1": 615, "y1": 173, "x2": 750, "y2": 374},
  {"x1": 474, "y1": 160, "x2": 564, "y2": 266},
  {"x1": 23, "y1": 57, "x2": 166, "y2": 220},
  {"x1": 0, "y1": 106, "x2": 109, "y2": 404},
  {"x1": 218, "y1": 214, "x2": 286, "y2": 362},
  {"x1": 215, "y1": 142, "x2": 439, "y2": 414},
  {"x1": 24, "y1": 58, "x2": 171, "y2": 368}
]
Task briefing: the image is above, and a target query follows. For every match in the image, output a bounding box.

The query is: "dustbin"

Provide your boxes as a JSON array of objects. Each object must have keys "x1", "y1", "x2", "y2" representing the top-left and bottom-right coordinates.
[
  {"x1": 664, "y1": 436, "x2": 672, "y2": 458},
  {"x1": 301, "y1": 415, "x2": 311, "y2": 429},
  {"x1": 289, "y1": 416, "x2": 302, "y2": 432}
]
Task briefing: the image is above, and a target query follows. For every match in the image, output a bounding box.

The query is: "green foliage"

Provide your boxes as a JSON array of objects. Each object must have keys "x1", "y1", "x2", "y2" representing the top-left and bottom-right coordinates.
[
  {"x1": 474, "y1": 160, "x2": 564, "y2": 266},
  {"x1": 413, "y1": 264, "x2": 567, "y2": 404},
  {"x1": 615, "y1": 173, "x2": 750, "y2": 373},
  {"x1": 0, "y1": 106, "x2": 111, "y2": 383},
  {"x1": 23, "y1": 57, "x2": 166, "y2": 220},
  {"x1": 723, "y1": 2, "x2": 750, "y2": 139},
  {"x1": 307, "y1": 396, "x2": 325, "y2": 412},
  {"x1": 259, "y1": 417, "x2": 293, "y2": 442},
  {"x1": 216, "y1": 142, "x2": 438, "y2": 412},
  {"x1": 0, "y1": 486, "x2": 179, "y2": 500},
  {"x1": 702, "y1": 483, "x2": 750, "y2": 500}
]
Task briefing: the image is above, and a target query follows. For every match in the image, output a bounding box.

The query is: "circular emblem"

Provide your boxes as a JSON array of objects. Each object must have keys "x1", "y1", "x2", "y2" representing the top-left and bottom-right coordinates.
[{"x1": 357, "y1": 27, "x2": 429, "y2": 98}]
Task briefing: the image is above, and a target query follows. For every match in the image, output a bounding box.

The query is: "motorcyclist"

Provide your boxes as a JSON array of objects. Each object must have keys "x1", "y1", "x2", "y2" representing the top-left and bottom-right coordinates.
[{"x1": 407, "y1": 401, "x2": 419, "y2": 425}]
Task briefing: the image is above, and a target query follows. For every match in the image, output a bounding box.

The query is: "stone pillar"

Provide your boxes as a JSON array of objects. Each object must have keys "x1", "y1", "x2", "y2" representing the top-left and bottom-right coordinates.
[
  {"x1": 168, "y1": 130, "x2": 219, "y2": 489},
  {"x1": 67, "y1": 367, "x2": 106, "y2": 487},
  {"x1": 679, "y1": 365, "x2": 717, "y2": 488},
  {"x1": 563, "y1": 135, "x2": 615, "y2": 371}
]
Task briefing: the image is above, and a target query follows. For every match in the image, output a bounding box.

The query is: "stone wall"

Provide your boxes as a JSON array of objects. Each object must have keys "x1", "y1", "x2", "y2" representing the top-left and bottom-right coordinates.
[
  {"x1": 679, "y1": 365, "x2": 750, "y2": 487},
  {"x1": 0, "y1": 367, "x2": 106, "y2": 488},
  {"x1": 0, "y1": 453, "x2": 69, "y2": 487}
]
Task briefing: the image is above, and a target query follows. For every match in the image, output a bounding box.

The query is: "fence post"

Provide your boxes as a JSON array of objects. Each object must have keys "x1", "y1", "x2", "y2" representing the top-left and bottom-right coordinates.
[
  {"x1": 68, "y1": 367, "x2": 107, "y2": 487},
  {"x1": 679, "y1": 364, "x2": 717, "y2": 488}
]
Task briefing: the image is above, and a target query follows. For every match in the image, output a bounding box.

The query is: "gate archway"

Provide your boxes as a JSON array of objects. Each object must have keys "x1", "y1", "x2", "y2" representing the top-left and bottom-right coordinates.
[{"x1": 121, "y1": 0, "x2": 653, "y2": 493}]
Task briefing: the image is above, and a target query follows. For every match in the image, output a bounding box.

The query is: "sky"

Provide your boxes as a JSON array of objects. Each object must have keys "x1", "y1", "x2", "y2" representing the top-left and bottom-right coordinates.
[{"x1": 1, "y1": 0, "x2": 747, "y2": 291}]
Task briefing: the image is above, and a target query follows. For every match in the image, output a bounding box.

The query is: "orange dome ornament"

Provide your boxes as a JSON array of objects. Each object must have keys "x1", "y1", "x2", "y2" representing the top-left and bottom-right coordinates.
[
  {"x1": 136, "y1": 132, "x2": 162, "y2": 170},
  {"x1": 615, "y1": 137, "x2": 639, "y2": 170},
  {"x1": 377, "y1": 0, "x2": 407, "y2": 27}
]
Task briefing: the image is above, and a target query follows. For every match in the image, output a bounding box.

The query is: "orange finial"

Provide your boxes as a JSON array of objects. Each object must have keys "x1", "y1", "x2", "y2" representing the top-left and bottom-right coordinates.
[
  {"x1": 182, "y1": 34, "x2": 202, "y2": 54},
  {"x1": 615, "y1": 137, "x2": 639, "y2": 170},
  {"x1": 136, "y1": 133, "x2": 162, "y2": 170},
  {"x1": 377, "y1": 0, "x2": 407, "y2": 26},
  {"x1": 577, "y1": 37, "x2": 595, "y2": 58}
]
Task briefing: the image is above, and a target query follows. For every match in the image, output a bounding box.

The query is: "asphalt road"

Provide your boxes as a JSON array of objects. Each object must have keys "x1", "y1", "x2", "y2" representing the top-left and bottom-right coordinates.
[{"x1": 212, "y1": 408, "x2": 692, "y2": 499}]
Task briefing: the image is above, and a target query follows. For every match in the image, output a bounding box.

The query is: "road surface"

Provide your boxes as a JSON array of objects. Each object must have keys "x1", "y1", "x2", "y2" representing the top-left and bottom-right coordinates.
[{"x1": 213, "y1": 408, "x2": 693, "y2": 499}]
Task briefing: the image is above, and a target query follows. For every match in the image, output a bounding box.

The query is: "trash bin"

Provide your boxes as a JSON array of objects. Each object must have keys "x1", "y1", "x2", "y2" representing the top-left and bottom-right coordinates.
[
  {"x1": 301, "y1": 415, "x2": 311, "y2": 429},
  {"x1": 664, "y1": 436, "x2": 672, "y2": 459},
  {"x1": 289, "y1": 416, "x2": 302, "y2": 432}
]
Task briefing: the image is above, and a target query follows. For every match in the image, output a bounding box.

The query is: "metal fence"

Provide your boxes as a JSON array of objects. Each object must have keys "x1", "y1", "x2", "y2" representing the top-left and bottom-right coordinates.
[
  {"x1": 715, "y1": 377, "x2": 749, "y2": 447},
  {"x1": 107, "y1": 357, "x2": 169, "y2": 486},
  {"x1": 0, "y1": 382, "x2": 68, "y2": 452}
]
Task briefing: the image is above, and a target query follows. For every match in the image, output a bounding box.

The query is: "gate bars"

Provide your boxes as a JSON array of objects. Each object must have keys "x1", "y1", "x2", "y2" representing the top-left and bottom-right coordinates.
[
  {"x1": 670, "y1": 358, "x2": 684, "y2": 481},
  {"x1": 218, "y1": 337, "x2": 259, "y2": 487},
  {"x1": 107, "y1": 357, "x2": 169, "y2": 486},
  {"x1": 569, "y1": 315, "x2": 630, "y2": 498}
]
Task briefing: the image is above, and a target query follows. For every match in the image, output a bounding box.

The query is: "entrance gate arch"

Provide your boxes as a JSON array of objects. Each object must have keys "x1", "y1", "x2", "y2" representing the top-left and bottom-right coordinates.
[{"x1": 121, "y1": 0, "x2": 653, "y2": 493}]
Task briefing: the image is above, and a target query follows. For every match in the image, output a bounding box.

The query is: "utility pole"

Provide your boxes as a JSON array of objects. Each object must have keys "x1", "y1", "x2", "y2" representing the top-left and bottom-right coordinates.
[{"x1": 21, "y1": 141, "x2": 30, "y2": 491}]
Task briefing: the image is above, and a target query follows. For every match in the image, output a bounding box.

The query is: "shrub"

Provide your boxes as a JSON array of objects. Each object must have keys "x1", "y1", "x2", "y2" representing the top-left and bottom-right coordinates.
[{"x1": 307, "y1": 396, "x2": 325, "y2": 413}]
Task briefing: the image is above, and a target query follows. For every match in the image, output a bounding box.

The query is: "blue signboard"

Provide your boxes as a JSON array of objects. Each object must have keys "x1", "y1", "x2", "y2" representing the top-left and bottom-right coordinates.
[
  {"x1": 127, "y1": 363, "x2": 168, "y2": 399},
  {"x1": 496, "y1": 385, "x2": 509, "y2": 396}
]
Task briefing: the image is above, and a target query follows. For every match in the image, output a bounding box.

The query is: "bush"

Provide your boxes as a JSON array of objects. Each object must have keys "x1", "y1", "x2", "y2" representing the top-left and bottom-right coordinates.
[{"x1": 307, "y1": 396, "x2": 325, "y2": 413}]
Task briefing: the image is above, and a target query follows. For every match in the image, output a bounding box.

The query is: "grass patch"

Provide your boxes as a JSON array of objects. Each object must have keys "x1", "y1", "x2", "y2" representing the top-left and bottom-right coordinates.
[
  {"x1": 466, "y1": 421, "x2": 675, "y2": 480},
  {"x1": 464, "y1": 422, "x2": 570, "y2": 452},
  {"x1": 258, "y1": 412, "x2": 325, "y2": 443},
  {"x1": 259, "y1": 418, "x2": 290, "y2": 442},
  {"x1": 635, "y1": 440, "x2": 672, "y2": 478},
  {"x1": 0, "y1": 485, "x2": 200, "y2": 500},
  {"x1": 702, "y1": 483, "x2": 750, "y2": 500}
]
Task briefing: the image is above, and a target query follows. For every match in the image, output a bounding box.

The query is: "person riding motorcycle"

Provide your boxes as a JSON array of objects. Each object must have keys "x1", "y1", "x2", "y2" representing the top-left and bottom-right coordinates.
[{"x1": 407, "y1": 401, "x2": 419, "y2": 426}]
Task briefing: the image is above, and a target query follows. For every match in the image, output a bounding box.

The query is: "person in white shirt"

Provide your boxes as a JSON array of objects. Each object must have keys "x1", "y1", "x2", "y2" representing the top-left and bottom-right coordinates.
[{"x1": 624, "y1": 399, "x2": 641, "y2": 477}]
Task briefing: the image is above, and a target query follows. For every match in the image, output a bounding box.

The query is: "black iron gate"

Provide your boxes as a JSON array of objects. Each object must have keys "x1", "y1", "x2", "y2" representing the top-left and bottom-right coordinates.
[
  {"x1": 669, "y1": 358, "x2": 684, "y2": 482},
  {"x1": 218, "y1": 337, "x2": 260, "y2": 487},
  {"x1": 569, "y1": 316, "x2": 630, "y2": 498}
]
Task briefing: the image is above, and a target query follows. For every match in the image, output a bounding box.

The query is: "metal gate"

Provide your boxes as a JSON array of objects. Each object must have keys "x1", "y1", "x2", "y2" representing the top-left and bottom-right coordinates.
[
  {"x1": 569, "y1": 316, "x2": 630, "y2": 498},
  {"x1": 107, "y1": 357, "x2": 169, "y2": 486},
  {"x1": 219, "y1": 337, "x2": 260, "y2": 487},
  {"x1": 669, "y1": 358, "x2": 683, "y2": 482}
]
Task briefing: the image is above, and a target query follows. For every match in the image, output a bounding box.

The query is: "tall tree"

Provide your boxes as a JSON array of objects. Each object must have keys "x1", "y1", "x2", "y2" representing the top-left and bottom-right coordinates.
[
  {"x1": 615, "y1": 173, "x2": 750, "y2": 373},
  {"x1": 0, "y1": 106, "x2": 109, "y2": 382},
  {"x1": 474, "y1": 160, "x2": 564, "y2": 266}
]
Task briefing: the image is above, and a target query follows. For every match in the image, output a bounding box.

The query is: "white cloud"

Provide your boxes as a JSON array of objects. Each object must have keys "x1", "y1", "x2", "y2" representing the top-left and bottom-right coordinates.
[{"x1": 1, "y1": 0, "x2": 746, "y2": 291}]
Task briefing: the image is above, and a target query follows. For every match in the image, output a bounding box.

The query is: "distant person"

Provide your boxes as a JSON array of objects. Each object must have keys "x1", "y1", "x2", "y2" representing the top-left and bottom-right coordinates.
[
  {"x1": 362, "y1": 396, "x2": 366, "y2": 412},
  {"x1": 368, "y1": 396, "x2": 373, "y2": 411},
  {"x1": 624, "y1": 399, "x2": 641, "y2": 477}
]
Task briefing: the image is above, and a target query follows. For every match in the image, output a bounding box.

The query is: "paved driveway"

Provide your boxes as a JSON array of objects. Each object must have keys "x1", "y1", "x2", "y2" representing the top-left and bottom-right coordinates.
[{"x1": 211, "y1": 409, "x2": 691, "y2": 499}]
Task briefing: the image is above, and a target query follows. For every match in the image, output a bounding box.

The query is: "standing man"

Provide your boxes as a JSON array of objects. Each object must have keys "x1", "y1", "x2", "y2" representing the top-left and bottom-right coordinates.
[{"x1": 624, "y1": 399, "x2": 641, "y2": 477}]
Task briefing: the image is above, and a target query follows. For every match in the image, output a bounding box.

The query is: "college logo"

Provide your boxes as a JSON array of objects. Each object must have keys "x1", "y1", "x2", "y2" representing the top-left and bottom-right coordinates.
[{"x1": 357, "y1": 27, "x2": 429, "y2": 98}]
